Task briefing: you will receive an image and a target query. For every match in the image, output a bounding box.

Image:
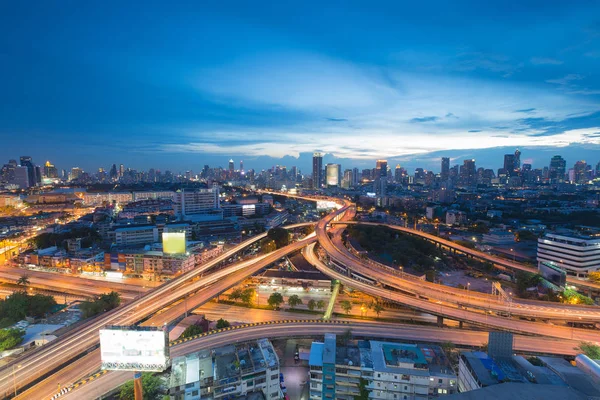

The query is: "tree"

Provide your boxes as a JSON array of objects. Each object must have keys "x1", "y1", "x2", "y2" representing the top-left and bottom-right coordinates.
[
  {"x1": 27, "y1": 294, "x2": 57, "y2": 318},
  {"x1": 118, "y1": 372, "x2": 162, "y2": 400},
  {"x1": 267, "y1": 227, "x2": 290, "y2": 249},
  {"x1": 16, "y1": 275, "x2": 30, "y2": 288},
  {"x1": 288, "y1": 295, "x2": 303, "y2": 309},
  {"x1": 0, "y1": 329, "x2": 24, "y2": 351},
  {"x1": 240, "y1": 288, "x2": 256, "y2": 305},
  {"x1": 576, "y1": 342, "x2": 600, "y2": 359},
  {"x1": 338, "y1": 329, "x2": 353, "y2": 346},
  {"x1": 372, "y1": 303, "x2": 384, "y2": 317},
  {"x1": 216, "y1": 318, "x2": 230, "y2": 329},
  {"x1": 267, "y1": 292, "x2": 284, "y2": 309},
  {"x1": 588, "y1": 271, "x2": 600, "y2": 283},
  {"x1": 340, "y1": 300, "x2": 352, "y2": 315},
  {"x1": 307, "y1": 299, "x2": 317, "y2": 311},
  {"x1": 80, "y1": 291, "x2": 121, "y2": 318},
  {"x1": 228, "y1": 288, "x2": 243, "y2": 302},
  {"x1": 355, "y1": 378, "x2": 370, "y2": 400},
  {"x1": 180, "y1": 325, "x2": 203, "y2": 339}
]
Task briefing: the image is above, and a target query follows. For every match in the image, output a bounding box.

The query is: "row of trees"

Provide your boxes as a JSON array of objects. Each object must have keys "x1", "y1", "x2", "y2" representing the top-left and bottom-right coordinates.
[
  {"x1": 0, "y1": 290, "x2": 57, "y2": 328},
  {"x1": 339, "y1": 300, "x2": 385, "y2": 317},
  {"x1": 180, "y1": 318, "x2": 231, "y2": 339},
  {"x1": 79, "y1": 291, "x2": 121, "y2": 318}
]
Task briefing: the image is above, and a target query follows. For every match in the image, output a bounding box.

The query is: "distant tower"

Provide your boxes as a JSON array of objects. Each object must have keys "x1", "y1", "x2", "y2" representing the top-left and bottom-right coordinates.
[
  {"x1": 312, "y1": 152, "x2": 323, "y2": 189},
  {"x1": 229, "y1": 159, "x2": 234, "y2": 174},
  {"x1": 119, "y1": 164, "x2": 125, "y2": 178},
  {"x1": 325, "y1": 163, "x2": 341, "y2": 187},
  {"x1": 549, "y1": 155, "x2": 566, "y2": 183},
  {"x1": 375, "y1": 160, "x2": 387, "y2": 196},
  {"x1": 240, "y1": 160, "x2": 244, "y2": 173},
  {"x1": 19, "y1": 156, "x2": 37, "y2": 187},
  {"x1": 441, "y1": 157, "x2": 450, "y2": 181},
  {"x1": 514, "y1": 148, "x2": 521, "y2": 174}
]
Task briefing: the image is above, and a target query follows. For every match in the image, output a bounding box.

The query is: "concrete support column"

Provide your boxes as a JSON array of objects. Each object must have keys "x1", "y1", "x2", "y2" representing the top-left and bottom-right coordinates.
[
  {"x1": 459, "y1": 321, "x2": 463, "y2": 329},
  {"x1": 437, "y1": 316, "x2": 443, "y2": 327}
]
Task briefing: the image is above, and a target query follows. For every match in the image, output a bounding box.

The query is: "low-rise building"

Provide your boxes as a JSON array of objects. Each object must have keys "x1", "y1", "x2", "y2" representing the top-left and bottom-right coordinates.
[
  {"x1": 169, "y1": 338, "x2": 281, "y2": 400},
  {"x1": 482, "y1": 230, "x2": 515, "y2": 245},
  {"x1": 309, "y1": 333, "x2": 457, "y2": 400}
]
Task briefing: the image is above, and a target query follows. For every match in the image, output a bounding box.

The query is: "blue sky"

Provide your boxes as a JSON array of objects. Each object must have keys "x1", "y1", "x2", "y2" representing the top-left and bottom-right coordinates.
[{"x1": 0, "y1": 1, "x2": 599, "y2": 173}]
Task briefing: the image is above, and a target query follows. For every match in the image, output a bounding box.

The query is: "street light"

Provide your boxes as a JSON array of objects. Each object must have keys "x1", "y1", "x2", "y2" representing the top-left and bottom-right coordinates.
[
  {"x1": 256, "y1": 292, "x2": 259, "y2": 307},
  {"x1": 13, "y1": 364, "x2": 22, "y2": 397},
  {"x1": 510, "y1": 248, "x2": 515, "y2": 262},
  {"x1": 467, "y1": 282, "x2": 471, "y2": 305}
]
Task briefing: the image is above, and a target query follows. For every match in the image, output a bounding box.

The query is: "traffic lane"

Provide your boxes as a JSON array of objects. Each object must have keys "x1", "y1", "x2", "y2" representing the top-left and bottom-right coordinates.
[
  {"x1": 304, "y1": 243, "x2": 600, "y2": 342},
  {"x1": 15, "y1": 350, "x2": 101, "y2": 400}
]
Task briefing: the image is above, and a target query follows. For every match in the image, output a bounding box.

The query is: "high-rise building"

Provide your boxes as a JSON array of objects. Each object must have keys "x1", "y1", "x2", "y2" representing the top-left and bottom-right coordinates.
[
  {"x1": 312, "y1": 152, "x2": 323, "y2": 189},
  {"x1": 514, "y1": 148, "x2": 521, "y2": 173},
  {"x1": 574, "y1": 160, "x2": 587, "y2": 184},
  {"x1": 341, "y1": 169, "x2": 353, "y2": 189},
  {"x1": 549, "y1": 155, "x2": 566, "y2": 183},
  {"x1": 228, "y1": 159, "x2": 235, "y2": 174},
  {"x1": 119, "y1": 164, "x2": 125, "y2": 178},
  {"x1": 43, "y1": 161, "x2": 58, "y2": 179},
  {"x1": 239, "y1": 160, "x2": 244, "y2": 173},
  {"x1": 503, "y1": 154, "x2": 515, "y2": 176},
  {"x1": 19, "y1": 156, "x2": 37, "y2": 187},
  {"x1": 375, "y1": 160, "x2": 387, "y2": 179},
  {"x1": 109, "y1": 164, "x2": 118, "y2": 181},
  {"x1": 460, "y1": 159, "x2": 476, "y2": 186},
  {"x1": 13, "y1": 166, "x2": 29, "y2": 189},
  {"x1": 173, "y1": 185, "x2": 222, "y2": 221},
  {"x1": 325, "y1": 163, "x2": 340, "y2": 187},
  {"x1": 352, "y1": 167, "x2": 359, "y2": 186},
  {"x1": 70, "y1": 167, "x2": 83, "y2": 181},
  {"x1": 441, "y1": 157, "x2": 450, "y2": 181}
]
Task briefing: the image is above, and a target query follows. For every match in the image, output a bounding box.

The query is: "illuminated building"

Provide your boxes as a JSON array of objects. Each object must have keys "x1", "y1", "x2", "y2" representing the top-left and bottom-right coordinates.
[
  {"x1": 326, "y1": 163, "x2": 340, "y2": 187},
  {"x1": 313, "y1": 152, "x2": 323, "y2": 189}
]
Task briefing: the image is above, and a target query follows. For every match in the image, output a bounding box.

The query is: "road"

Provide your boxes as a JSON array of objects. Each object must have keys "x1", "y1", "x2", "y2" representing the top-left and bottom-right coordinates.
[
  {"x1": 335, "y1": 221, "x2": 600, "y2": 291},
  {"x1": 305, "y1": 242, "x2": 600, "y2": 342},
  {"x1": 0, "y1": 266, "x2": 147, "y2": 300},
  {"x1": 0, "y1": 222, "x2": 314, "y2": 398},
  {"x1": 325, "y1": 225, "x2": 600, "y2": 321},
  {"x1": 59, "y1": 319, "x2": 582, "y2": 400}
]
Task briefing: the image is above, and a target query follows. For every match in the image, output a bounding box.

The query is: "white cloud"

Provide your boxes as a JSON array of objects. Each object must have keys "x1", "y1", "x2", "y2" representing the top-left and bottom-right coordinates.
[{"x1": 530, "y1": 57, "x2": 563, "y2": 65}]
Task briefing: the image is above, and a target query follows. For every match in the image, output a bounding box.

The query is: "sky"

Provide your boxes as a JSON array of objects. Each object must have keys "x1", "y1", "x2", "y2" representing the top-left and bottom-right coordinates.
[{"x1": 0, "y1": 1, "x2": 599, "y2": 174}]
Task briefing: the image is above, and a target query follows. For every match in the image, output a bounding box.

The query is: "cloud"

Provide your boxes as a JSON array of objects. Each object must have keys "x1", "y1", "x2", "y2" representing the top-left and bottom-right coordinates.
[
  {"x1": 546, "y1": 74, "x2": 584, "y2": 86},
  {"x1": 410, "y1": 116, "x2": 439, "y2": 123},
  {"x1": 454, "y1": 51, "x2": 522, "y2": 77},
  {"x1": 468, "y1": 130, "x2": 482, "y2": 133},
  {"x1": 530, "y1": 57, "x2": 563, "y2": 65},
  {"x1": 514, "y1": 108, "x2": 536, "y2": 114},
  {"x1": 546, "y1": 74, "x2": 599, "y2": 95},
  {"x1": 327, "y1": 118, "x2": 348, "y2": 122}
]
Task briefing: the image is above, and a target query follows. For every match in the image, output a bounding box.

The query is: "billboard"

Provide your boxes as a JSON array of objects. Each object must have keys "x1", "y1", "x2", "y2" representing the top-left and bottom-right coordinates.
[
  {"x1": 162, "y1": 232, "x2": 186, "y2": 254},
  {"x1": 100, "y1": 326, "x2": 170, "y2": 372},
  {"x1": 316, "y1": 200, "x2": 339, "y2": 211}
]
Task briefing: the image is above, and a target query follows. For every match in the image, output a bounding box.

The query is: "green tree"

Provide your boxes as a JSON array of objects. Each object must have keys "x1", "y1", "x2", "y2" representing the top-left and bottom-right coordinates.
[
  {"x1": 576, "y1": 342, "x2": 600, "y2": 359},
  {"x1": 288, "y1": 295, "x2": 303, "y2": 309},
  {"x1": 340, "y1": 300, "x2": 352, "y2": 315},
  {"x1": 355, "y1": 378, "x2": 370, "y2": 400},
  {"x1": 118, "y1": 372, "x2": 162, "y2": 400},
  {"x1": 338, "y1": 329, "x2": 353, "y2": 346},
  {"x1": 16, "y1": 275, "x2": 30, "y2": 288},
  {"x1": 27, "y1": 294, "x2": 57, "y2": 318},
  {"x1": 228, "y1": 288, "x2": 243, "y2": 302},
  {"x1": 240, "y1": 288, "x2": 256, "y2": 305},
  {"x1": 216, "y1": 318, "x2": 230, "y2": 329},
  {"x1": 79, "y1": 291, "x2": 121, "y2": 318},
  {"x1": 316, "y1": 300, "x2": 326, "y2": 310},
  {"x1": 372, "y1": 303, "x2": 384, "y2": 317},
  {"x1": 0, "y1": 328, "x2": 24, "y2": 351},
  {"x1": 1, "y1": 292, "x2": 29, "y2": 321},
  {"x1": 180, "y1": 325, "x2": 203, "y2": 339},
  {"x1": 588, "y1": 271, "x2": 600, "y2": 283},
  {"x1": 307, "y1": 299, "x2": 317, "y2": 311},
  {"x1": 267, "y1": 292, "x2": 284, "y2": 309},
  {"x1": 267, "y1": 227, "x2": 290, "y2": 249}
]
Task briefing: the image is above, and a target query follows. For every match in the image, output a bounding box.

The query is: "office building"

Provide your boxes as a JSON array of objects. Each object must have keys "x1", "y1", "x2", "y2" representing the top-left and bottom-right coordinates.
[
  {"x1": 441, "y1": 158, "x2": 450, "y2": 181},
  {"x1": 169, "y1": 338, "x2": 281, "y2": 400},
  {"x1": 13, "y1": 166, "x2": 30, "y2": 189},
  {"x1": 537, "y1": 232, "x2": 600, "y2": 278},
  {"x1": 70, "y1": 167, "x2": 83, "y2": 181},
  {"x1": 375, "y1": 160, "x2": 388, "y2": 197},
  {"x1": 309, "y1": 333, "x2": 456, "y2": 400},
  {"x1": 173, "y1": 186, "x2": 222, "y2": 222},
  {"x1": 19, "y1": 156, "x2": 37, "y2": 187},
  {"x1": 326, "y1": 163, "x2": 341, "y2": 187},
  {"x1": 460, "y1": 160, "x2": 476, "y2": 186},
  {"x1": 228, "y1": 159, "x2": 235, "y2": 176},
  {"x1": 312, "y1": 152, "x2": 323, "y2": 189},
  {"x1": 573, "y1": 160, "x2": 587, "y2": 184},
  {"x1": 549, "y1": 155, "x2": 566, "y2": 183},
  {"x1": 503, "y1": 154, "x2": 515, "y2": 177},
  {"x1": 43, "y1": 161, "x2": 58, "y2": 179}
]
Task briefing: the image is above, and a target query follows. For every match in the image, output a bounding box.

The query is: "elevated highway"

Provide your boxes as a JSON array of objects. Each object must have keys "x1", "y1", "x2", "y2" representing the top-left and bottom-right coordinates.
[{"x1": 0, "y1": 222, "x2": 314, "y2": 398}]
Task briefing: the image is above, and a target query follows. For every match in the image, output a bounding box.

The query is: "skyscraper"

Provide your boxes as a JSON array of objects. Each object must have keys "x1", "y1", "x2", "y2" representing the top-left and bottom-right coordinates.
[
  {"x1": 325, "y1": 164, "x2": 341, "y2": 187},
  {"x1": 503, "y1": 154, "x2": 515, "y2": 176},
  {"x1": 514, "y1": 149, "x2": 521, "y2": 173},
  {"x1": 441, "y1": 157, "x2": 450, "y2": 181},
  {"x1": 229, "y1": 159, "x2": 235, "y2": 175},
  {"x1": 239, "y1": 160, "x2": 244, "y2": 173},
  {"x1": 573, "y1": 160, "x2": 587, "y2": 184},
  {"x1": 43, "y1": 161, "x2": 58, "y2": 178},
  {"x1": 461, "y1": 159, "x2": 476, "y2": 186},
  {"x1": 549, "y1": 155, "x2": 566, "y2": 183},
  {"x1": 375, "y1": 160, "x2": 387, "y2": 196},
  {"x1": 312, "y1": 152, "x2": 323, "y2": 189},
  {"x1": 19, "y1": 156, "x2": 37, "y2": 187}
]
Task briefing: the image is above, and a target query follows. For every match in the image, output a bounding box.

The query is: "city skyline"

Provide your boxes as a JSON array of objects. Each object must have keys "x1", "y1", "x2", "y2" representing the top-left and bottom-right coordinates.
[{"x1": 1, "y1": 2, "x2": 599, "y2": 171}]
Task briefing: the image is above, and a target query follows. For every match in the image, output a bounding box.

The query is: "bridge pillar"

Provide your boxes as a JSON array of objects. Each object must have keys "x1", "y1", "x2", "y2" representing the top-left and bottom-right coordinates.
[
  {"x1": 459, "y1": 321, "x2": 463, "y2": 329},
  {"x1": 437, "y1": 316, "x2": 443, "y2": 327}
]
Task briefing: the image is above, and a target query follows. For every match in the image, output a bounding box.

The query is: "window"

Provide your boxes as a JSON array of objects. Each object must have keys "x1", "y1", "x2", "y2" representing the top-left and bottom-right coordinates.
[
  {"x1": 439, "y1": 379, "x2": 443, "y2": 384},
  {"x1": 311, "y1": 382, "x2": 318, "y2": 388},
  {"x1": 271, "y1": 374, "x2": 278, "y2": 380},
  {"x1": 404, "y1": 386, "x2": 408, "y2": 390},
  {"x1": 377, "y1": 373, "x2": 381, "y2": 378},
  {"x1": 191, "y1": 391, "x2": 198, "y2": 396}
]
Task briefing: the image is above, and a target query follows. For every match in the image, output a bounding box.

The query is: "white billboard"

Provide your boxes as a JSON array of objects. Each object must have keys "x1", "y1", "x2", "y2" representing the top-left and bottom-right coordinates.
[
  {"x1": 100, "y1": 326, "x2": 170, "y2": 372},
  {"x1": 316, "y1": 200, "x2": 339, "y2": 211}
]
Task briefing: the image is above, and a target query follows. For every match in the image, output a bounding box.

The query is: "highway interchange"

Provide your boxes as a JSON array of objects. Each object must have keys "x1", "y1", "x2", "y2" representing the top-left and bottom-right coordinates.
[{"x1": 1, "y1": 193, "x2": 599, "y2": 399}]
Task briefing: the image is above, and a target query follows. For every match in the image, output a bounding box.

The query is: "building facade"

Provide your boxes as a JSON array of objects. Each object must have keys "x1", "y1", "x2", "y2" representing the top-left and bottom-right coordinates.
[{"x1": 537, "y1": 232, "x2": 600, "y2": 277}]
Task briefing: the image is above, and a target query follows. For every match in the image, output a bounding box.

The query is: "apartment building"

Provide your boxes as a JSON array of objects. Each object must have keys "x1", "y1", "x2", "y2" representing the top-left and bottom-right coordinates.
[
  {"x1": 309, "y1": 334, "x2": 456, "y2": 400},
  {"x1": 169, "y1": 338, "x2": 281, "y2": 400}
]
